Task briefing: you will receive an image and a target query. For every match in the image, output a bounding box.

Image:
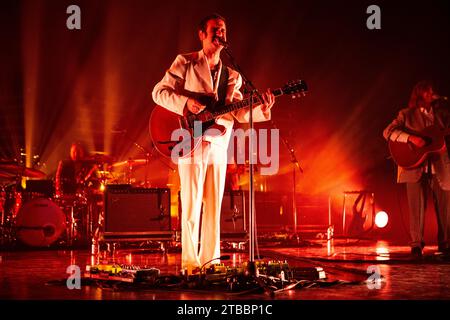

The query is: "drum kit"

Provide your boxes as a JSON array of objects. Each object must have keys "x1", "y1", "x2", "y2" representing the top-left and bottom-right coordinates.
[{"x1": 0, "y1": 155, "x2": 157, "y2": 248}]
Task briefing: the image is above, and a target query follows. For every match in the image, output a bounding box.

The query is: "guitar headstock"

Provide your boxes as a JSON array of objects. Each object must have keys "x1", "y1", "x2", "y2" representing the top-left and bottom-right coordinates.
[{"x1": 282, "y1": 80, "x2": 308, "y2": 99}]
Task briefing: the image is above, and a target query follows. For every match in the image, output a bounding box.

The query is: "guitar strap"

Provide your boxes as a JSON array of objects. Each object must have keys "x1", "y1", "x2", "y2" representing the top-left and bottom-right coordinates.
[
  {"x1": 426, "y1": 159, "x2": 433, "y2": 180},
  {"x1": 215, "y1": 65, "x2": 229, "y2": 110}
]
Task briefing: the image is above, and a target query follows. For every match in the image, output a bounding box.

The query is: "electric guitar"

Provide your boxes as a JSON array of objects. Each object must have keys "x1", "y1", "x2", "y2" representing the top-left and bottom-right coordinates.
[
  {"x1": 149, "y1": 80, "x2": 307, "y2": 159},
  {"x1": 388, "y1": 125, "x2": 450, "y2": 169}
]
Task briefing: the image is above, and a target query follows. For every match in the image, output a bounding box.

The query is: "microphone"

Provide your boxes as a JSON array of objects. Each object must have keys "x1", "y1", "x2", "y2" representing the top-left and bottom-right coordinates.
[
  {"x1": 432, "y1": 94, "x2": 448, "y2": 101},
  {"x1": 214, "y1": 36, "x2": 229, "y2": 48}
]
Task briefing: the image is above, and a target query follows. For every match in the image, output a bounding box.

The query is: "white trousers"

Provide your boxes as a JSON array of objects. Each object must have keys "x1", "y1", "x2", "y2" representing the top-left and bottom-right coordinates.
[{"x1": 178, "y1": 141, "x2": 228, "y2": 269}]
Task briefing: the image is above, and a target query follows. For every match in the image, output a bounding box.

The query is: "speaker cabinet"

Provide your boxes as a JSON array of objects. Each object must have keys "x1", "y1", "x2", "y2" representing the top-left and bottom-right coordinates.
[{"x1": 103, "y1": 185, "x2": 173, "y2": 241}]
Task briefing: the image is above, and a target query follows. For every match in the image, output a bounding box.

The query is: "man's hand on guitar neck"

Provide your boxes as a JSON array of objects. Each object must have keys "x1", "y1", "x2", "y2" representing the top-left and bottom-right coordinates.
[
  {"x1": 408, "y1": 135, "x2": 426, "y2": 148},
  {"x1": 186, "y1": 98, "x2": 206, "y2": 114},
  {"x1": 260, "y1": 88, "x2": 275, "y2": 114}
]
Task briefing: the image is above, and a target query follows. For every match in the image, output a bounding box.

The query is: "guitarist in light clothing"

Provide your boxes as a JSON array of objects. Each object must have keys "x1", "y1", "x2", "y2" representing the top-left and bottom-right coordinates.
[
  {"x1": 383, "y1": 80, "x2": 450, "y2": 258},
  {"x1": 152, "y1": 14, "x2": 275, "y2": 272}
]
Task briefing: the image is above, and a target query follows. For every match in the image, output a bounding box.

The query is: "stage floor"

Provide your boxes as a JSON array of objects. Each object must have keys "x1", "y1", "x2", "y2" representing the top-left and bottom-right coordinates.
[{"x1": 1, "y1": 240, "x2": 450, "y2": 300}]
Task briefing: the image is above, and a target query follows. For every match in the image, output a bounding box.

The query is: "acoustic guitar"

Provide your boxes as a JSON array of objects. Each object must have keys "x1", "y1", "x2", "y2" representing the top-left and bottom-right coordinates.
[{"x1": 388, "y1": 125, "x2": 450, "y2": 169}]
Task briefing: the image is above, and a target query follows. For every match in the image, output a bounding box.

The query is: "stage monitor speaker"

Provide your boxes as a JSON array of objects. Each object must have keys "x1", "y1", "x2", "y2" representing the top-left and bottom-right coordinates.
[{"x1": 103, "y1": 185, "x2": 172, "y2": 241}]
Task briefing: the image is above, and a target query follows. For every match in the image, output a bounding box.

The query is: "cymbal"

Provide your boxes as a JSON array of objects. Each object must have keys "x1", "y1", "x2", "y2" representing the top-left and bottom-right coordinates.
[
  {"x1": 0, "y1": 164, "x2": 46, "y2": 178},
  {"x1": 111, "y1": 159, "x2": 150, "y2": 169},
  {"x1": 0, "y1": 170, "x2": 16, "y2": 180},
  {"x1": 96, "y1": 170, "x2": 115, "y2": 179},
  {"x1": 86, "y1": 153, "x2": 115, "y2": 164}
]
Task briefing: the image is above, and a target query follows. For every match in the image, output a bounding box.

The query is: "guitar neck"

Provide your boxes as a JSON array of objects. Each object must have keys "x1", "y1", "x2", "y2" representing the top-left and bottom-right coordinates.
[{"x1": 210, "y1": 88, "x2": 284, "y2": 118}]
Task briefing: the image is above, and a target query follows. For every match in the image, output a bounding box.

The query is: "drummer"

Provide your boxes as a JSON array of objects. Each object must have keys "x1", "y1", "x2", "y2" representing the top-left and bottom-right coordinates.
[{"x1": 55, "y1": 142, "x2": 98, "y2": 198}]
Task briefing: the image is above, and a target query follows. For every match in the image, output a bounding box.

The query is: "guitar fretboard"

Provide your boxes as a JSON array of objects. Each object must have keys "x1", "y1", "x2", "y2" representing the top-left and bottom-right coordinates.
[{"x1": 210, "y1": 88, "x2": 284, "y2": 119}]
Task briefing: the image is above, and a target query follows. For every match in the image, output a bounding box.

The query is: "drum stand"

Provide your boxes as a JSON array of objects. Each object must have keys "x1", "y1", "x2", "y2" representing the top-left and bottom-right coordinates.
[
  {"x1": 113, "y1": 132, "x2": 175, "y2": 187},
  {"x1": 0, "y1": 187, "x2": 5, "y2": 242},
  {"x1": 59, "y1": 194, "x2": 89, "y2": 247},
  {"x1": 59, "y1": 198, "x2": 77, "y2": 246},
  {"x1": 88, "y1": 194, "x2": 103, "y2": 254},
  {"x1": 0, "y1": 200, "x2": 9, "y2": 246},
  {"x1": 67, "y1": 205, "x2": 77, "y2": 246},
  {"x1": 0, "y1": 179, "x2": 21, "y2": 247}
]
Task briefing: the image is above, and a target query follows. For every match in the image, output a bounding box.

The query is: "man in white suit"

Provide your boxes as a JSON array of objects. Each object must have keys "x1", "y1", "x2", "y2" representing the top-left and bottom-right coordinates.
[{"x1": 152, "y1": 14, "x2": 275, "y2": 273}]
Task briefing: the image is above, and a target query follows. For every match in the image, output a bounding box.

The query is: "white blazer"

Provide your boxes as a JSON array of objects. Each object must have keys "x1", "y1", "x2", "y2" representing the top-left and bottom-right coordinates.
[{"x1": 152, "y1": 50, "x2": 271, "y2": 149}]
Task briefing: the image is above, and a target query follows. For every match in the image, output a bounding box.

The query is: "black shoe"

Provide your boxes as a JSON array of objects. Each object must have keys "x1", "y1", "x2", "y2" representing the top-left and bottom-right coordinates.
[
  {"x1": 435, "y1": 246, "x2": 450, "y2": 261},
  {"x1": 440, "y1": 248, "x2": 450, "y2": 257},
  {"x1": 411, "y1": 246, "x2": 423, "y2": 259}
]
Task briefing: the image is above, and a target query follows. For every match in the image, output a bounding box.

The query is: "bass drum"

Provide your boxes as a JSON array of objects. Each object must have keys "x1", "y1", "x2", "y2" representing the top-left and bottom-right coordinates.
[{"x1": 15, "y1": 198, "x2": 66, "y2": 247}]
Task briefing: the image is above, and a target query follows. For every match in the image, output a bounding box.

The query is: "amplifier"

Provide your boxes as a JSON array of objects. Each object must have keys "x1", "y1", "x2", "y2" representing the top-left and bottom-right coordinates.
[{"x1": 103, "y1": 185, "x2": 173, "y2": 241}]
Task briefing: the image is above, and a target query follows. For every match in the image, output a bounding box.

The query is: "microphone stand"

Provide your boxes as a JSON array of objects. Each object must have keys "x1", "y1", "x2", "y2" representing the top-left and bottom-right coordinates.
[
  {"x1": 115, "y1": 132, "x2": 176, "y2": 185},
  {"x1": 135, "y1": 140, "x2": 177, "y2": 186},
  {"x1": 221, "y1": 42, "x2": 264, "y2": 276},
  {"x1": 269, "y1": 120, "x2": 304, "y2": 244}
]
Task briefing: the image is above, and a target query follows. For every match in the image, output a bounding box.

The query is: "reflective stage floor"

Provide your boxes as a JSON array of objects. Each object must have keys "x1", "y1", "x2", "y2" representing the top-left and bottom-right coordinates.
[{"x1": 1, "y1": 240, "x2": 450, "y2": 300}]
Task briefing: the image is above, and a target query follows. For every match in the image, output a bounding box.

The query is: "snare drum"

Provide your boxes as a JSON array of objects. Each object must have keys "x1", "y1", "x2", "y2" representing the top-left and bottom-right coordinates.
[{"x1": 15, "y1": 198, "x2": 66, "y2": 247}]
